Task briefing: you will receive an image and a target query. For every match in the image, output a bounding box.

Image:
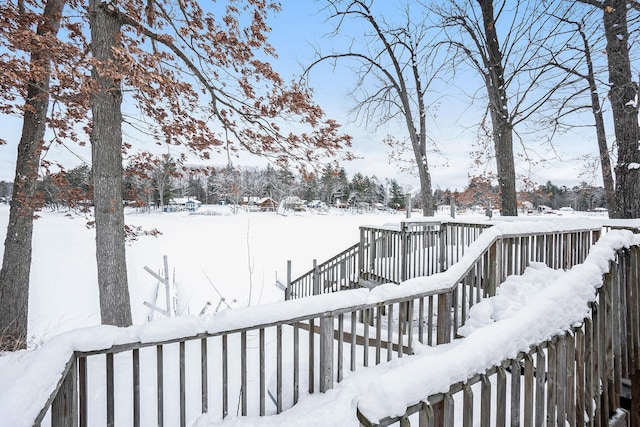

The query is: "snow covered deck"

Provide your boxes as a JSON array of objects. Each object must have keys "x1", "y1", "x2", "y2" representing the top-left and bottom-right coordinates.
[{"x1": 6, "y1": 220, "x2": 640, "y2": 426}]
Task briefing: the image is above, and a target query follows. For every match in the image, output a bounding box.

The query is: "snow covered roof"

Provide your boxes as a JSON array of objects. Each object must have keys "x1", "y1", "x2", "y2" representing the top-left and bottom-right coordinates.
[{"x1": 169, "y1": 198, "x2": 201, "y2": 205}]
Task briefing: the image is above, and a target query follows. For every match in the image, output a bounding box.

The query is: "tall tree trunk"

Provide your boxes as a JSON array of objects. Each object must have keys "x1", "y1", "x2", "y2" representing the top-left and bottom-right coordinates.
[
  {"x1": 575, "y1": 18, "x2": 618, "y2": 213},
  {"x1": 89, "y1": 0, "x2": 132, "y2": 326},
  {"x1": 409, "y1": 131, "x2": 434, "y2": 216},
  {"x1": 602, "y1": 0, "x2": 640, "y2": 219},
  {"x1": 478, "y1": 0, "x2": 518, "y2": 216},
  {"x1": 412, "y1": 57, "x2": 434, "y2": 216},
  {"x1": 589, "y1": 85, "x2": 617, "y2": 214},
  {"x1": 0, "y1": 0, "x2": 66, "y2": 349}
]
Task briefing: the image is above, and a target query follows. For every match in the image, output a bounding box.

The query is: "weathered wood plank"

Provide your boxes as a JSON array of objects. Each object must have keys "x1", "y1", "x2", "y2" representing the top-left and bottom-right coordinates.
[
  {"x1": 523, "y1": 353, "x2": 534, "y2": 427},
  {"x1": 277, "y1": 325, "x2": 283, "y2": 413},
  {"x1": 308, "y1": 318, "x2": 315, "y2": 394},
  {"x1": 510, "y1": 359, "x2": 521, "y2": 426},
  {"x1": 241, "y1": 331, "x2": 247, "y2": 416},
  {"x1": 319, "y1": 315, "x2": 334, "y2": 392},
  {"x1": 462, "y1": 384, "x2": 473, "y2": 427},
  {"x1": 566, "y1": 332, "x2": 576, "y2": 427},
  {"x1": 179, "y1": 342, "x2": 186, "y2": 427},
  {"x1": 201, "y1": 338, "x2": 208, "y2": 415},
  {"x1": 133, "y1": 349, "x2": 140, "y2": 427},
  {"x1": 294, "y1": 323, "x2": 300, "y2": 405},
  {"x1": 106, "y1": 353, "x2": 114, "y2": 427},
  {"x1": 496, "y1": 367, "x2": 506, "y2": 427},
  {"x1": 575, "y1": 328, "x2": 585, "y2": 427},
  {"x1": 157, "y1": 345, "x2": 164, "y2": 427},
  {"x1": 51, "y1": 359, "x2": 77, "y2": 427},
  {"x1": 375, "y1": 307, "x2": 382, "y2": 364},
  {"x1": 259, "y1": 329, "x2": 265, "y2": 416},
  {"x1": 535, "y1": 347, "x2": 545, "y2": 427},
  {"x1": 480, "y1": 375, "x2": 491, "y2": 427},
  {"x1": 222, "y1": 335, "x2": 228, "y2": 419}
]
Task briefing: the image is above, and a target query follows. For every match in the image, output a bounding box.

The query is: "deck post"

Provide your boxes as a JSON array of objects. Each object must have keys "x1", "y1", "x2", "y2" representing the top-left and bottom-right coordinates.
[
  {"x1": 312, "y1": 259, "x2": 319, "y2": 295},
  {"x1": 51, "y1": 359, "x2": 78, "y2": 427},
  {"x1": 285, "y1": 260, "x2": 291, "y2": 300},
  {"x1": 450, "y1": 196, "x2": 455, "y2": 218},
  {"x1": 358, "y1": 227, "x2": 365, "y2": 281},
  {"x1": 400, "y1": 221, "x2": 408, "y2": 282},
  {"x1": 438, "y1": 224, "x2": 446, "y2": 273},
  {"x1": 437, "y1": 292, "x2": 452, "y2": 344},
  {"x1": 631, "y1": 369, "x2": 640, "y2": 427},
  {"x1": 319, "y1": 314, "x2": 334, "y2": 392},
  {"x1": 487, "y1": 241, "x2": 500, "y2": 297}
]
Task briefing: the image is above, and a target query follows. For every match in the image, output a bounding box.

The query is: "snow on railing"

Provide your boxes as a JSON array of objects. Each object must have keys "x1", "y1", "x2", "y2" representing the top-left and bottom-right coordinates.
[
  {"x1": 7, "y1": 220, "x2": 606, "y2": 426},
  {"x1": 356, "y1": 230, "x2": 640, "y2": 427},
  {"x1": 287, "y1": 220, "x2": 492, "y2": 300}
]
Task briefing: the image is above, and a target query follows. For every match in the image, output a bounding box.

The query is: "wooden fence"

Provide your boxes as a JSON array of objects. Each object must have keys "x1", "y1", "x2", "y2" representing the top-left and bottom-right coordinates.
[
  {"x1": 449, "y1": 227, "x2": 599, "y2": 341},
  {"x1": 356, "y1": 244, "x2": 640, "y2": 427},
  {"x1": 34, "y1": 223, "x2": 604, "y2": 427},
  {"x1": 285, "y1": 243, "x2": 360, "y2": 299},
  {"x1": 287, "y1": 220, "x2": 492, "y2": 300}
]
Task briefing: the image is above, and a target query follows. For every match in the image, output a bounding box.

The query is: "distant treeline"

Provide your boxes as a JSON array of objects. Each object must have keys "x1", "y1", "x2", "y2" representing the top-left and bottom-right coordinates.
[{"x1": 0, "y1": 164, "x2": 607, "y2": 212}]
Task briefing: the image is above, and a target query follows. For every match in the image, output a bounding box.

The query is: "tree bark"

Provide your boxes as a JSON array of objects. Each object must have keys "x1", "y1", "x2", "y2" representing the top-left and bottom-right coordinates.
[
  {"x1": 412, "y1": 54, "x2": 434, "y2": 216},
  {"x1": 573, "y1": 18, "x2": 618, "y2": 214},
  {"x1": 0, "y1": 0, "x2": 66, "y2": 349},
  {"x1": 588, "y1": 76, "x2": 617, "y2": 214},
  {"x1": 602, "y1": 0, "x2": 640, "y2": 218},
  {"x1": 89, "y1": 0, "x2": 132, "y2": 326},
  {"x1": 478, "y1": 0, "x2": 518, "y2": 216}
]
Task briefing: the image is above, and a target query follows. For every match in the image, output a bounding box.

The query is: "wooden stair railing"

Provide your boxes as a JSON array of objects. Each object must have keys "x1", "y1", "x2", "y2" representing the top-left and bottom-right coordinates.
[{"x1": 32, "y1": 221, "x2": 603, "y2": 426}]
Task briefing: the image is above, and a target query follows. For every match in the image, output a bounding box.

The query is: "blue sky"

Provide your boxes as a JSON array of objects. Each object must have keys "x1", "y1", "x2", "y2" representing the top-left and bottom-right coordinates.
[
  {"x1": 263, "y1": 0, "x2": 607, "y2": 191},
  {"x1": 0, "y1": 0, "x2": 609, "y2": 192}
]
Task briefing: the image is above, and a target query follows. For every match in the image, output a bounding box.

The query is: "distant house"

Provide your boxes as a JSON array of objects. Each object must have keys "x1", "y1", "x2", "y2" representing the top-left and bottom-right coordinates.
[
  {"x1": 243, "y1": 196, "x2": 259, "y2": 205},
  {"x1": 185, "y1": 199, "x2": 202, "y2": 211},
  {"x1": 281, "y1": 196, "x2": 305, "y2": 211},
  {"x1": 257, "y1": 197, "x2": 278, "y2": 212},
  {"x1": 334, "y1": 198, "x2": 349, "y2": 209},
  {"x1": 521, "y1": 200, "x2": 534, "y2": 214},
  {"x1": 308, "y1": 200, "x2": 327, "y2": 209},
  {"x1": 165, "y1": 198, "x2": 202, "y2": 212}
]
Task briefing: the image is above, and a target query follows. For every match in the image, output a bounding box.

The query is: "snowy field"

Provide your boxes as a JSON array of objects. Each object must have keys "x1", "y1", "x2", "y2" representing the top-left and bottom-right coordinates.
[
  {"x1": 0, "y1": 204, "x2": 411, "y2": 342},
  {"x1": 1, "y1": 204, "x2": 639, "y2": 426}
]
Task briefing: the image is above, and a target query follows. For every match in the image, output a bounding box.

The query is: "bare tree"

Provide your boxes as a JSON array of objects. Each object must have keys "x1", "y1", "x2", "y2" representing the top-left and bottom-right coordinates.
[
  {"x1": 540, "y1": 10, "x2": 617, "y2": 213},
  {"x1": 576, "y1": 0, "x2": 640, "y2": 218},
  {"x1": 431, "y1": 0, "x2": 574, "y2": 216},
  {"x1": 152, "y1": 154, "x2": 177, "y2": 210},
  {"x1": 306, "y1": 0, "x2": 444, "y2": 215}
]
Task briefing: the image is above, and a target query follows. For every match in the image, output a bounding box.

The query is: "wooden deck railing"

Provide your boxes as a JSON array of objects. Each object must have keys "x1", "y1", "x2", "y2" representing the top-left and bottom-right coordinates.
[
  {"x1": 287, "y1": 220, "x2": 492, "y2": 300},
  {"x1": 33, "y1": 221, "x2": 605, "y2": 426},
  {"x1": 285, "y1": 243, "x2": 360, "y2": 299},
  {"x1": 451, "y1": 227, "x2": 599, "y2": 338},
  {"x1": 356, "y1": 240, "x2": 640, "y2": 427}
]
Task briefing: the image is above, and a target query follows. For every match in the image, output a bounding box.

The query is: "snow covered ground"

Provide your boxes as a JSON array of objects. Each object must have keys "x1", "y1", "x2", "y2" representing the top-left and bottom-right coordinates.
[
  {"x1": 0, "y1": 204, "x2": 639, "y2": 426},
  {"x1": 2, "y1": 205, "x2": 405, "y2": 342}
]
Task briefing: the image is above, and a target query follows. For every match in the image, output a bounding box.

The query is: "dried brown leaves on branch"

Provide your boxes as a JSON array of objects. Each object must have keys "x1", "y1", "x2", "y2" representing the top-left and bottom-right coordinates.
[
  {"x1": 1, "y1": 0, "x2": 89, "y2": 144},
  {"x1": 1, "y1": 0, "x2": 352, "y2": 178},
  {"x1": 107, "y1": 0, "x2": 352, "y2": 168}
]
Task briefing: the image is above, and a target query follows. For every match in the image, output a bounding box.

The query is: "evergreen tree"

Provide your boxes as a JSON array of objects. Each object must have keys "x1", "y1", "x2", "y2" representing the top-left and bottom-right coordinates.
[{"x1": 388, "y1": 179, "x2": 405, "y2": 209}]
